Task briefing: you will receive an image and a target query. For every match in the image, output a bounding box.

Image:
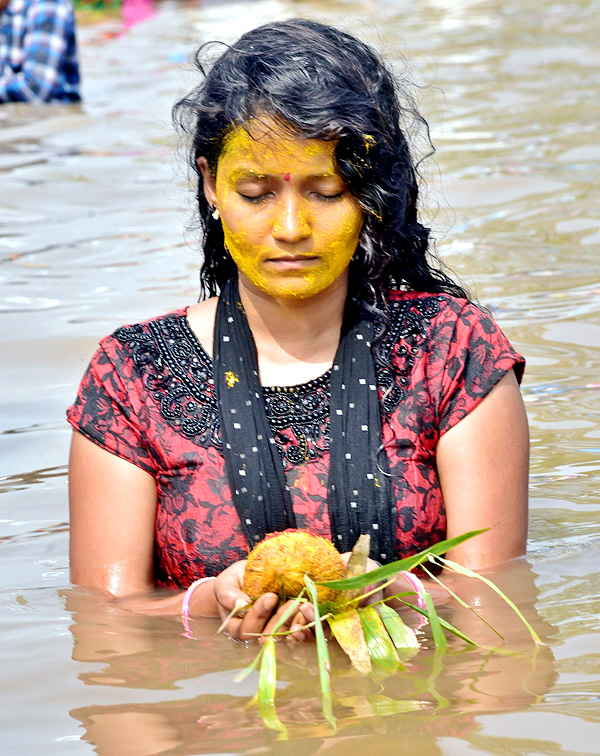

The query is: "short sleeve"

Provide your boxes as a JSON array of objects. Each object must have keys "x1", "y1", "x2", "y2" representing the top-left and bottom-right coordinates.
[
  {"x1": 66, "y1": 341, "x2": 158, "y2": 474},
  {"x1": 438, "y1": 303, "x2": 525, "y2": 436}
]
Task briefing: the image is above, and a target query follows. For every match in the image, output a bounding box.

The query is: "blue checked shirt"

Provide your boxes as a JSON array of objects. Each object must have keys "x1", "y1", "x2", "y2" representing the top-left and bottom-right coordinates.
[{"x1": 0, "y1": 0, "x2": 81, "y2": 102}]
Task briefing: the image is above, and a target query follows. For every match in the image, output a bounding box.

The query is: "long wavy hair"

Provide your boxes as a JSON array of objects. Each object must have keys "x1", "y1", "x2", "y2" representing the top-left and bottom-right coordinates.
[{"x1": 172, "y1": 18, "x2": 469, "y2": 308}]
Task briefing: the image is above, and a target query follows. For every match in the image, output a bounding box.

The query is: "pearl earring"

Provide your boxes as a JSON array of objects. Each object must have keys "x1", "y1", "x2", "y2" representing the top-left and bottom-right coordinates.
[{"x1": 211, "y1": 206, "x2": 219, "y2": 220}]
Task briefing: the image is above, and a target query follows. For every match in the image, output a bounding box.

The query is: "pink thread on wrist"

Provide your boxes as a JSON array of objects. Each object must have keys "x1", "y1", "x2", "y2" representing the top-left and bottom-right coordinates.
[
  {"x1": 181, "y1": 576, "x2": 216, "y2": 635},
  {"x1": 400, "y1": 570, "x2": 426, "y2": 610}
]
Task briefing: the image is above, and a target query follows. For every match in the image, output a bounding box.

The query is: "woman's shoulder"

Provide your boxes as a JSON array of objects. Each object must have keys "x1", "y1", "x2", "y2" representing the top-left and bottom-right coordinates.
[
  {"x1": 383, "y1": 288, "x2": 520, "y2": 359},
  {"x1": 384, "y1": 288, "x2": 484, "y2": 327},
  {"x1": 81, "y1": 307, "x2": 207, "y2": 387},
  {"x1": 384, "y1": 288, "x2": 505, "y2": 329},
  {"x1": 98, "y1": 299, "x2": 218, "y2": 359},
  {"x1": 386, "y1": 288, "x2": 468, "y2": 309},
  {"x1": 383, "y1": 289, "x2": 525, "y2": 383},
  {"x1": 97, "y1": 306, "x2": 191, "y2": 355}
]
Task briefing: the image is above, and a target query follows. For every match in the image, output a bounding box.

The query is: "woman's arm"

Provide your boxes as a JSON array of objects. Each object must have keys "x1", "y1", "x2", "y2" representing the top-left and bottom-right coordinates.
[
  {"x1": 69, "y1": 431, "x2": 157, "y2": 596},
  {"x1": 69, "y1": 431, "x2": 303, "y2": 636},
  {"x1": 69, "y1": 431, "x2": 217, "y2": 614},
  {"x1": 436, "y1": 368, "x2": 529, "y2": 568},
  {"x1": 383, "y1": 368, "x2": 528, "y2": 609}
]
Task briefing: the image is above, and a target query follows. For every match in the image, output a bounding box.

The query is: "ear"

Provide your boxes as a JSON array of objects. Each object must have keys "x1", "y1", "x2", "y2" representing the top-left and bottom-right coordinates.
[{"x1": 197, "y1": 156, "x2": 218, "y2": 209}]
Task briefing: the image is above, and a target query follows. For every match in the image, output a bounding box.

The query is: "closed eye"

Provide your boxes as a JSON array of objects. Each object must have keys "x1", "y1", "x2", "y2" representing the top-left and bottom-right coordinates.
[
  {"x1": 238, "y1": 192, "x2": 271, "y2": 204},
  {"x1": 237, "y1": 189, "x2": 346, "y2": 204},
  {"x1": 313, "y1": 191, "x2": 345, "y2": 202}
]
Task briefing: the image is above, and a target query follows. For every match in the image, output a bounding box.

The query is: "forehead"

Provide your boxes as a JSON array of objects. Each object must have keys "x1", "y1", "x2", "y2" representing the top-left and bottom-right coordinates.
[{"x1": 218, "y1": 120, "x2": 338, "y2": 175}]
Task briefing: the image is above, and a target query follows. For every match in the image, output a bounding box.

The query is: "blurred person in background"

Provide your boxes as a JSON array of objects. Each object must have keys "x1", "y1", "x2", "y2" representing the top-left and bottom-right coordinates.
[{"x1": 0, "y1": 0, "x2": 81, "y2": 103}]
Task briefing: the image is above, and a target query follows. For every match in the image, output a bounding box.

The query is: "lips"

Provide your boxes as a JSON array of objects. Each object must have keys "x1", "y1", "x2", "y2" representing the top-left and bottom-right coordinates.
[
  {"x1": 263, "y1": 256, "x2": 320, "y2": 274},
  {"x1": 268, "y1": 254, "x2": 317, "y2": 262}
]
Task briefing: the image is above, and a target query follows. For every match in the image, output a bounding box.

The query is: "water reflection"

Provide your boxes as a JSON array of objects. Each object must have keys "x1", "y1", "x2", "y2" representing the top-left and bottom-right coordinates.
[{"x1": 64, "y1": 559, "x2": 557, "y2": 754}]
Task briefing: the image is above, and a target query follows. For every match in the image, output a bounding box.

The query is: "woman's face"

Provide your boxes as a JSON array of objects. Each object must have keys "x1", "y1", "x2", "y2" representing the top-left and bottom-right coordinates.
[{"x1": 202, "y1": 120, "x2": 363, "y2": 301}]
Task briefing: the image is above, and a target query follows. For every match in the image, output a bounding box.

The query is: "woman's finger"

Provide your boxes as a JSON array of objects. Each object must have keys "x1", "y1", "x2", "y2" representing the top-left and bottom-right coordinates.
[
  {"x1": 297, "y1": 600, "x2": 331, "y2": 640},
  {"x1": 216, "y1": 589, "x2": 250, "y2": 619},
  {"x1": 236, "y1": 593, "x2": 278, "y2": 641},
  {"x1": 286, "y1": 608, "x2": 312, "y2": 643},
  {"x1": 299, "y1": 601, "x2": 315, "y2": 624},
  {"x1": 363, "y1": 585, "x2": 384, "y2": 606},
  {"x1": 260, "y1": 599, "x2": 300, "y2": 641}
]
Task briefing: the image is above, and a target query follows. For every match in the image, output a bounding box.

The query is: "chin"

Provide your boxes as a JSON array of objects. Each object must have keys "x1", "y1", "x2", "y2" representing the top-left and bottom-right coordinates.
[
  {"x1": 251, "y1": 272, "x2": 347, "y2": 302},
  {"x1": 259, "y1": 282, "x2": 335, "y2": 301}
]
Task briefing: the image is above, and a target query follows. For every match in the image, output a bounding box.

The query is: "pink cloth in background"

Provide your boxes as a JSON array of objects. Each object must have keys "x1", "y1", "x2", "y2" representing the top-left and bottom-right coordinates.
[{"x1": 121, "y1": 0, "x2": 155, "y2": 29}]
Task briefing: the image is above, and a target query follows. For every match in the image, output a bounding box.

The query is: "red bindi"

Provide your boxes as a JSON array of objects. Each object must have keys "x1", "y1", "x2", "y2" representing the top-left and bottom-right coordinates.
[{"x1": 284, "y1": 173, "x2": 291, "y2": 182}]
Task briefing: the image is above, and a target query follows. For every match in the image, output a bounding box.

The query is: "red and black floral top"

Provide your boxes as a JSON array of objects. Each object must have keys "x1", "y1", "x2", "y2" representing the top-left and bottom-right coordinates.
[{"x1": 67, "y1": 291, "x2": 525, "y2": 588}]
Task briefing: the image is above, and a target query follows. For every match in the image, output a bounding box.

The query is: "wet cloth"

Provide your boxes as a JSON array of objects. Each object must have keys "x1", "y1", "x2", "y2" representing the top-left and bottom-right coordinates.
[
  {"x1": 0, "y1": 0, "x2": 80, "y2": 103},
  {"x1": 66, "y1": 291, "x2": 525, "y2": 588}
]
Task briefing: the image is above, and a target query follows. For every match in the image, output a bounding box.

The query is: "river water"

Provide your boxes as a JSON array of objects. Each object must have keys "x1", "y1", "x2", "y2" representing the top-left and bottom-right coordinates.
[{"x1": 1, "y1": 0, "x2": 599, "y2": 753}]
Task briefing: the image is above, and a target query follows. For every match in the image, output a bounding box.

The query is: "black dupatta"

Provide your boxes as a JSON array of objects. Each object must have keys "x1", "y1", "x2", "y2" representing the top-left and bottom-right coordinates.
[{"x1": 214, "y1": 277, "x2": 396, "y2": 563}]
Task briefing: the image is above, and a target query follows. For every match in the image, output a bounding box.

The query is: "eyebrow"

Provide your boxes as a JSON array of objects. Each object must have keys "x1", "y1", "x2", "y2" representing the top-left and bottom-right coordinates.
[
  {"x1": 230, "y1": 170, "x2": 269, "y2": 182},
  {"x1": 231, "y1": 170, "x2": 341, "y2": 182}
]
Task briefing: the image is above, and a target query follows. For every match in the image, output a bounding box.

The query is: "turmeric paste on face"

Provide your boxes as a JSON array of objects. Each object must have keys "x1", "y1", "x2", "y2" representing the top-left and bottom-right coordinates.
[{"x1": 214, "y1": 121, "x2": 363, "y2": 300}]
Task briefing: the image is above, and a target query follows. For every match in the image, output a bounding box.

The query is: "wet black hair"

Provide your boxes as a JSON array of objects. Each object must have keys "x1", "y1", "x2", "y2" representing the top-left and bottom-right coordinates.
[{"x1": 172, "y1": 18, "x2": 469, "y2": 306}]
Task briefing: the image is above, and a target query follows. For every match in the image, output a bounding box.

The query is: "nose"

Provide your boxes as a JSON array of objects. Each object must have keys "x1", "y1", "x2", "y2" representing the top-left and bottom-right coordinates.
[{"x1": 271, "y1": 195, "x2": 311, "y2": 243}]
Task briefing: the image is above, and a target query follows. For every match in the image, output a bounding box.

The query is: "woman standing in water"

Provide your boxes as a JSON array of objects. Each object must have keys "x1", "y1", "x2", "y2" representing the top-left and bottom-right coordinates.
[{"x1": 67, "y1": 19, "x2": 528, "y2": 641}]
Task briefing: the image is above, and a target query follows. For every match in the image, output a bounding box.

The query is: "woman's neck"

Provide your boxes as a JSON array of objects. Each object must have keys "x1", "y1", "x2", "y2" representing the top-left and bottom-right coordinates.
[{"x1": 238, "y1": 274, "x2": 347, "y2": 386}]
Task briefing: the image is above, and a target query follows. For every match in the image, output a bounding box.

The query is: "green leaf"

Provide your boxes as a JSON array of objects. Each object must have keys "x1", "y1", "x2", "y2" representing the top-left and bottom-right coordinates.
[
  {"x1": 424, "y1": 592, "x2": 447, "y2": 650},
  {"x1": 421, "y1": 563, "x2": 504, "y2": 639},
  {"x1": 234, "y1": 644, "x2": 265, "y2": 683},
  {"x1": 378, "y1": 603, "x2": 420, "y2": 659},
  {"x1": 319, "y1": 529, "x2": 487, "y2": 591},
  {"x1": 304, "y1": 575, "x2": 337, "y2": 730},
  {"x1": 395, "y1": 598, "x2": 477, "y2": 646},
  {"x1": 359, "y1": 605, "x2": 404, "y2": 671},
  {"x1": 431, "y1": 555, "x2": 544, "y2": 645},
  {"x1": 235, "y1": 591, "x2": 306, "y2": 682},
  {"x1": 257, "y1": 637, "x2": 288, "y2": 737},
  {"x1": 271, "y1": 591, "x2": 306, "y2": 633}
]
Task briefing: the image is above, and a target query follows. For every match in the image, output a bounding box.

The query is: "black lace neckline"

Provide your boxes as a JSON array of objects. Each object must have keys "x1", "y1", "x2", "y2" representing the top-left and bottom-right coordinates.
[{"x1": 114, "y1": 295, "x2": 444, "y2": 467}]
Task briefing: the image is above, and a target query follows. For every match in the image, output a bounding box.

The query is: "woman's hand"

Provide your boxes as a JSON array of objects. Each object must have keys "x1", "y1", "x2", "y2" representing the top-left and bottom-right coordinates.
[{"x1": 213, "y1": 560, "x2": 314, "y2": 642}]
